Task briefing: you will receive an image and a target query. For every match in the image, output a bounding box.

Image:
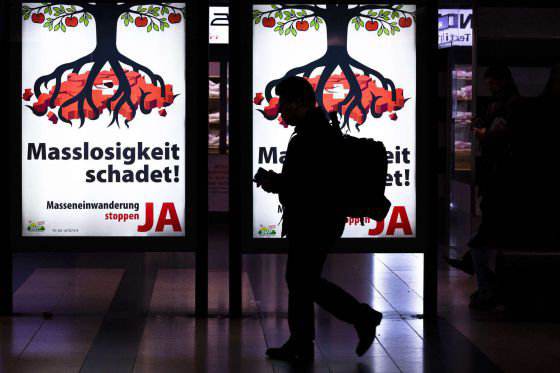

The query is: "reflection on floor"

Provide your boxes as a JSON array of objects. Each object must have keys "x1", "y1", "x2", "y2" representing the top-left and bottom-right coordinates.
[
  {"x1": 1, "y1": 253, "x2": 486, "y2": 373},
  {"x1": 3, "y1": 269, "x2": 123, "y2": 372},
  {"x1": 2, "y1": 224, "x2": 558, "y2": 372},
  {"x1": 438, "y1": 264, "x2": 560, "y2": 373}
]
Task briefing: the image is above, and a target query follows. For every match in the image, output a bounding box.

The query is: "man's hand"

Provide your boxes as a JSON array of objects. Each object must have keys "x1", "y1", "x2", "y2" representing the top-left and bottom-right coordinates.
[
  {"x1": 254, "y1": 168, "x2": 281, "y2": 194},
  {"x1": 470, "y1": 117, "x2": 488, "y2": 140},
  {"x1": 472, "y1": 126, "x2": 487, "y2": 140},
  {"x1": 471, "y1": 117, "x2": 483, "y2": 128},
  {"x1": 260, "y1": 177, "x2": 276, "y2": 193}
]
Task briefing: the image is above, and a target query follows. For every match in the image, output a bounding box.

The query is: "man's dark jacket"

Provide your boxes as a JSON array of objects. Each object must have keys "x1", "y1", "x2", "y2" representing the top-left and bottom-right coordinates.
[{"x1": 273, "y1": 107, "x2": 346, "y2": 238}]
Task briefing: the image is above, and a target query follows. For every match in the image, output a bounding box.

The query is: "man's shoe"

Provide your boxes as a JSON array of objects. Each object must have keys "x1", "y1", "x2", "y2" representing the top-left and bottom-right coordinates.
[
  {"x1": 354, "y1": 304, "x2": 383, "y2": 357},
  {"x1": 469, "y1": 289, "x2": 497, "y2": 310},
  {"x1": 444, "y1": 251, "x2": 474, "y2": 275},
  {"x1": 266, "y1": 340, "x2": 314, "y2": 362}
]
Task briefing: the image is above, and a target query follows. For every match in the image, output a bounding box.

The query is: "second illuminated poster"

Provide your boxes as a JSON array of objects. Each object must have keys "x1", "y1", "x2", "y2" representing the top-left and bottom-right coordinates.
[{"x1": 253, "y1": 4, "x2": 416, "y2": 238}]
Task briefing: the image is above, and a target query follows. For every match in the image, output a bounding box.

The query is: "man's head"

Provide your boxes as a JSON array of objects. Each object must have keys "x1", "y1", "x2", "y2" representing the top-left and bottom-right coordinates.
[
  {"x1": 276, "y1": 76, "x2": 316, "y2": 126},
  {"x1": 484, "y1": 65, "x2": 517, "y2": 96}
]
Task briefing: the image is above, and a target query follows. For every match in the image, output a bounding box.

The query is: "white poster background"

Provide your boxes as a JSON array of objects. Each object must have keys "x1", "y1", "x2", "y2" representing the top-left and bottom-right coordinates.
[
  {"x1": 253, "y1": 4, "x2": 416, "y2": 238},
  {"x1": 22, "y1": 3, "x2": 186, "y2": 236}
]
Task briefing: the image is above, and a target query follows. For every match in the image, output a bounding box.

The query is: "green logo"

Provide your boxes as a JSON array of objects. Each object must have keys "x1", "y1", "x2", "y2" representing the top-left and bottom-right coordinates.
[
  {"x1": 258, "y1": 224, "x2": 277, "y2": 236},
  {"x1": 27, "y1": 221, "x2": 46, "y2": 232}
]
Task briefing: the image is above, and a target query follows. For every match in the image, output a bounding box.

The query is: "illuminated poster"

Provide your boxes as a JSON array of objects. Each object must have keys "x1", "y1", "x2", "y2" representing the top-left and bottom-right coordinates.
[
  {"x1": 21, "y1": 3, "x2": 186, "y2": 236},
  {"x1": 253, "y1": 4, "x2": 416, "y2": 238}
]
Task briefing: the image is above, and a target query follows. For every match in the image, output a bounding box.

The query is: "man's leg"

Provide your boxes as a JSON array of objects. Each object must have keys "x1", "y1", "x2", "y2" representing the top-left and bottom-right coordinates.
[
  {"x1": 266, "y1": 236, "x2": 323, "y2": 361},
  {"x1": 471, "y1": 246, "x2": 496, "y2": 289},
  {"x1": 303, "y1": 234, "x2": 383, "y2": 357},
  {"x1": 285, "y1": 237, "x2": 326, "y2": 345},
  {"x1": 470, "y1": 246, "x2": 498, "y2": 309},
  {"x1": 314, "y1": 278, "x2": 362, "y2": 323},
  {"x1": 314, "y1": 270, "x2": 382, "y2": 356}
]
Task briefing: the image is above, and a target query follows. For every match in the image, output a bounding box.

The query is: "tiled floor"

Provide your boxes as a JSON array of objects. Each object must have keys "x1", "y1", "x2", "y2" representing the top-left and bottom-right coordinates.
[
  {"x1": 437, "y1": 267, "x2": 560, "y2": 373},
  {"x1": 1, "y1": 223, "x2": 558, "y2": 372},
  {"x1": 13, "y1": 269, "x2": 124, "y2": 315}
]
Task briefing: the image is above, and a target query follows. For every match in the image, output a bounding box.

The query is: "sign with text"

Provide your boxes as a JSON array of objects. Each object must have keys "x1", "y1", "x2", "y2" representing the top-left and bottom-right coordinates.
[
  {"x1": 21, "y1": 2, "x2": 186, "y2": 236},
  {"x1": 209, "y1": 6, "x2": 229, "y2": 44},
  {"x1": 438, "y1": 9, "x2": 472, "y2": 48},
  {"x1": 252, "y1": 4, "x2": 416, "y2": 238}
]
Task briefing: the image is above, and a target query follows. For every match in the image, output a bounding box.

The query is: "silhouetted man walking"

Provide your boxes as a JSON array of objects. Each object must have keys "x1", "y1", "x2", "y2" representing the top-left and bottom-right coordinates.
[{"x1": 255, "y1": 76, "x2": 382, "y2": 362}]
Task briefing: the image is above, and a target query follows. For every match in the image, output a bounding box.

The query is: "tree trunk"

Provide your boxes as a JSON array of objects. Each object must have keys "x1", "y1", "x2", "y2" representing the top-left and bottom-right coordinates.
[
  {"x1": 324, "y1": 4, "x2": 351, "y2": 47},
  {"x1": 90, "y1": 4, "x2": 121, "y2": 56}
]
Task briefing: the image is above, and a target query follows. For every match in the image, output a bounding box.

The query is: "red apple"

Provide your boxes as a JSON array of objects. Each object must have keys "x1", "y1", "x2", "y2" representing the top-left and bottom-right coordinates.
[
  {"x1": 296, "y1": 20, "x2": 309, "y2": 31},
  {"x1": 31, "y1": 13, "x2": 45, "y2": 24},
  {"x1": 365, "y1": 20, "x2": 379, "y2": 31},
  {"x1": 168, "y1": 13, "x2": 181, "y2": 24},
  {"x1": 65, "y1": 16, "x2": 78, "y2": 27},
  {"x1": 135, "y1": 16, "x2": 148, "y2": 27},
  {"x1": 263, "y1": 17, "x2": 275, "y2": 28},
  {"x1": 399, "y1": 17, "x2": 412, "y2": 28}
]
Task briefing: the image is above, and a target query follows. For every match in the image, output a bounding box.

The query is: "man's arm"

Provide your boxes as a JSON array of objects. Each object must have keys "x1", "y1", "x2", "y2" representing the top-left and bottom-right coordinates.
[{"x1": 255, "y1": 169, "x2": 284, "y2": 194}]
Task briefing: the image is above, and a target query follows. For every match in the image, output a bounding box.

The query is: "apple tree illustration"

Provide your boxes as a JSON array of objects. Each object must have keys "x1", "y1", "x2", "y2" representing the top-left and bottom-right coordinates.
[
  {"x1": 22, "y1": 2, "x2": 186, "y2": 127},
  {"x1": 253, "y1": 4, "x2": 415, "y2": 131}
]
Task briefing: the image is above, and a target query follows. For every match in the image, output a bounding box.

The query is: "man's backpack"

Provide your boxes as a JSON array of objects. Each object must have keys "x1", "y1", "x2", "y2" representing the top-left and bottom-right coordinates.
[{"x1": 328, "y1": 112, "x2": 391, "y2": 225}]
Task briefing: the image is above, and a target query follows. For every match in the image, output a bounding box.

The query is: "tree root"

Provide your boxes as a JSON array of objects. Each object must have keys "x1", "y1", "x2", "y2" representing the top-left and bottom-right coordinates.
[
  {"x1": 29, "y1": 53, "x2": 94, "y2": 116},
  {"x1": 26, "y1": 50, "x2": 171, "y2": 128},
  {"x1": 118, "y1": 52, "x2": 165, "y2": 97},
  {"x1": 107, "y1": 57, "x2": 136, "y2": 127},
  {"x1": 259, "y1": 50, "x2": 399, "y2": 132},
  {"x1": 263, "y1": 55, "x2": 326, "y2": 103},
  {"x1": 56, "y1": 60, "x2": 103, "y2": 126}
]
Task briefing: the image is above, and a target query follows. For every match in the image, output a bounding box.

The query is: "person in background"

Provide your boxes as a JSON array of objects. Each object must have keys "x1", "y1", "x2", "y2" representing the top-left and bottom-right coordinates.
[
  {"x1": 447, "y1": 65, "x2": 520, "y2": 309},
  {"x1": 511, "y1": 64, "x2": 560, "y2": 248},
  {"x1": 254, "y1": 76, "x2": 382, "y2": 362}
]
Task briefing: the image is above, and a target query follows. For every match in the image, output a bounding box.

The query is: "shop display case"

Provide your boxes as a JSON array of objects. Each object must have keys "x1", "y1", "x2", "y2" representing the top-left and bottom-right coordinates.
[
  {"x1": 208, "y1": 73, "x2": 220, "y2": 154},
  {"x1": 451, "y1": 64, "x2": 473, "y2": 177},
  {"x1": 439, "y1": 37, "x2": 475, "y2": 252},
  {"x1": 208, "y1": 61, "x2": 229, "y2": 213},
  {"x1": 208, "y1": 62, "x2": 229, "y2": 154}
]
